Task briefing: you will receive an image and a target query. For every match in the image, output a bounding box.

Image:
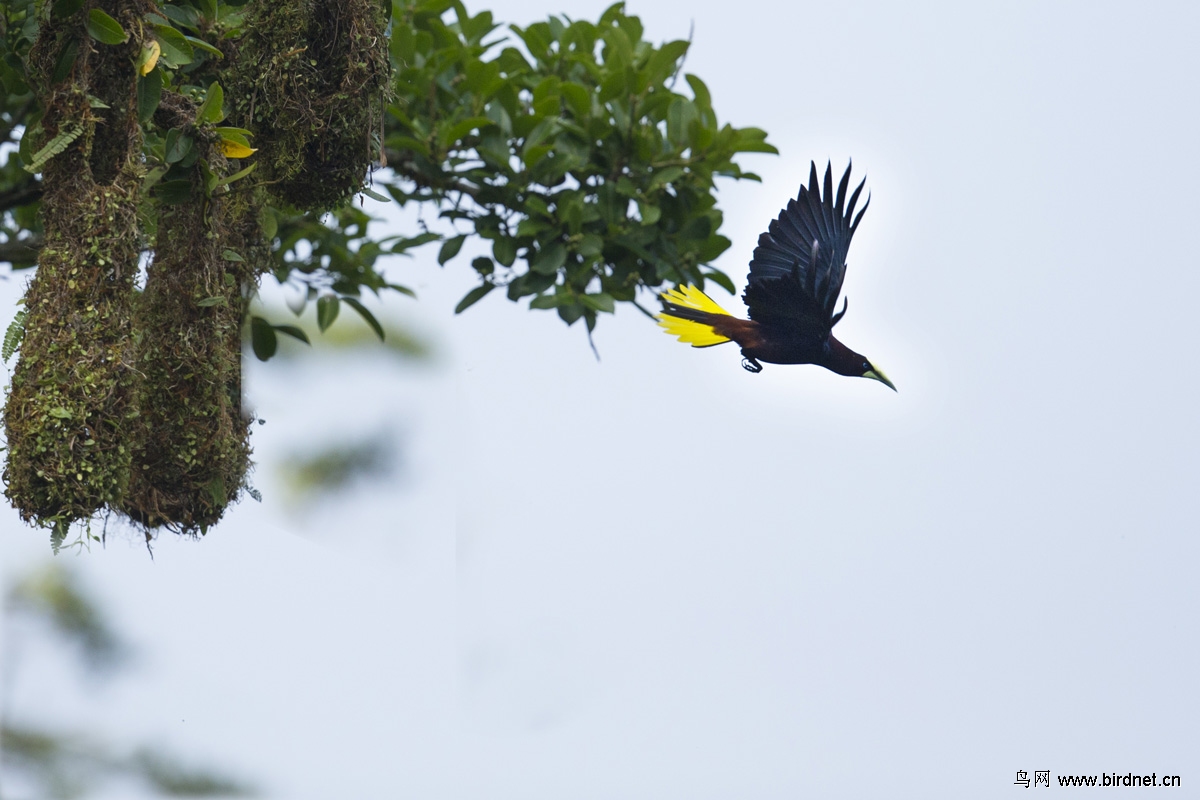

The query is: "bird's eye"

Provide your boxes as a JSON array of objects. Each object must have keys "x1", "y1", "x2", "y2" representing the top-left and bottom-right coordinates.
[{"x1": 862, "y1": 361, "x2": 870, "y2": 370}]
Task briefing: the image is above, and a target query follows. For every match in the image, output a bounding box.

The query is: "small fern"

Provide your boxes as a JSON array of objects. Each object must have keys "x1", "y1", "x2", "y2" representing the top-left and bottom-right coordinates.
[
  {"x1": 22, "y1": 123, "x2": 83, "y2": 174},
  {"x1": 4, "y1": 310, "x2": 28, "y2": 362}
]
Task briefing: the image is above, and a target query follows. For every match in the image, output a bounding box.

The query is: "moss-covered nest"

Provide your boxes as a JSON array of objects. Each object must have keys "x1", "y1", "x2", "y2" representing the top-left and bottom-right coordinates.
[
  {"x1": 120, "y1": 96, "x2": 255, "y2": 534},
  {"x1": 229, "y1": 0, "x2": 390, "y2": 211},
  {"x1": 3, "y1": 2, "x2": 149, "y2": 531}
]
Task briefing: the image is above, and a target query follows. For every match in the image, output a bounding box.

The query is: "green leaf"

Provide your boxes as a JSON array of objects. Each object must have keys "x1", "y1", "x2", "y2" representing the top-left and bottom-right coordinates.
[
  {"x1": 516, "y1": 218, "x2": 547, "y2": 238},
  {"x1": 704, "y1": 268, "x2": 736, "y2": 295},
  {"x1": 164, "y1": 129, "x2": 193, "y2": 164},
  {"x1": 438, "y1": 234, "x2": 466, "y2": 265},
  {"x1": 529, "y1": 294, "x2": 560, "y2": 310},
  {"x1": 153, "y1": 24, "x2": 194, "y2": 67},
  {"x1": 455, "y1": 283, "x2": 495, "y2": 314},
  {"x1": 213, "y1": 161, "x2": 255, "y2": 190},
  {"x1": 48, "y1": 407, "x2": 72, "y2": 420},
  {"x1": 667, "y1": 98, "x2": 698, "y2": 147},
  {"x1": 341, "y1": 297, "x2": 385, "y2": 341},
  {"x1": 195, "y1": 81, "x2": 224, "y2": 124},
  {"x1": 637, "y1": 200, "x2": 661, "y2": 226},
  {"x1": 559, "y1": 82, "x2": 591, "y2": 118},
  {"x1": 359, "y1": 186, "x2": 389, "y2": 202},
  {"x1": 17, "y1": 121, "x2": 39, "y2": 170},
  {"x1": 507, "y1": 271, "x2": 556, "y2": 300},
  {"x1": 52, "y1": 0, "x2": 85, "y2": 19},
  {"x1": 581, "y1": 293, "x2": 615, "y2": 313},
  {"x1": 273, "y1": 325, "x2": 310, "y2": 345},
  {"x1": 697, "y1": 233, "x2": 732, "y2": 261},
  {"x1": 86, "y1": 8, "x2": 128, "y2": 45},
  {"x1": 250, "y1": 316, "x2": 277, "y2": 361},
  {"x1": 521, "y1": 117, "x2": 557, "y2": 156},
  {"x1": 221, "y1": 249, "x2": 244, "y2": 262},
  {"x1": 155, "y1": 179, "x2": 193, "y2": 204},
  {"x1": 558, "y1": 302, "x2": 585, "y2": 325},
  {"x1": 731, "y1": 127, "x2": 778, "y2": 154},
  {"x1": 492, "y1": 237, "x2": 517, "y2": 266},
  {"x1": 3, "y1": 310, "x2": 27, "y2": 362},
  {"x1": 196, "y1": 296, "x2": 226, "y2": 307},
  {"x1": 184, "y1": 35, "x2": 223, "y2": 58},
  {"x1": 205, "y1": 476, "x2": 227, "y2": 508},
  {"x1": 390, "y1": 232, "x2": 441, "y2": 254},
  {"x1": 649, "y1": 165, "x2": 685, "y2": 189},
  {"x1": 598, "y1": 70, "x2": 627, "y2": 103},
  {"x1": 685, "y1": 73, "x2": 712, "y2": 111},
  {"x1": 137, "y1": 69, "x2": 162, "y2": 123},
  {"x1": 50, "y1": 523, "x2": 67, "y2": 555},
  {"x1": 260, "y1": 208, "x2": 278, "y2": 240},
  {"x1": 578, "y1": 234, "x2": 604, "y2": 257},
  {"x1": 212, "y1": 126, "x2": 253, "y2": 142},
  {"x1": 390, "y1": 21, "x2": 416, "y2": 64},
  {"x1": 161, "y1": 4, "x2": 201, "y2": 29},
  {"x1": 681, "y1": 215, "x2": 712, "y2": 240},
  {"x1": 316, "y1": 295, "x2": 340, "y2": 332},
  {"x1": 50, "y1": 39, "x2": 80, "y2": 84},
  {"x1": 531, "y1": 240, "x2": 566, "y2": 275},
  {"x1": 441, "y1": 116, "x2": 494, "y2": 145},
  {"x1": 22, "y1": 123, "x2": 82, "y2": 173},
  {"x1": 647, "y1": 39, "x2": 689, "y2": 83}
]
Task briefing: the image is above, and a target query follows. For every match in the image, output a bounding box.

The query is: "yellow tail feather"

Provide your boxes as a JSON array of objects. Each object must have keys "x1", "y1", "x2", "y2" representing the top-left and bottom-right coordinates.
[{"x1": 656, "y1": 285, "x2": 733, "y2": 348}]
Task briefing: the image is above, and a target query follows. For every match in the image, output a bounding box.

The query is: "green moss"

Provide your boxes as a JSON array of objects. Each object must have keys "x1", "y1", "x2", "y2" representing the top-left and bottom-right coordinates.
[
  {"x1": 3, "y1": 1, "x2": 154, "y2": 532},
  {"x1": 85, "y1": 1, "x2": 151, "y2": 184},
  {"x1": 3, "y1": 91, "x2": 142, "y2": 527},
  {"x1": 229, "y1": 0, "x2": 389, "y2": 211},
  {"x1": 121, "y1": 98, "x2": 256, "y2": 534}
]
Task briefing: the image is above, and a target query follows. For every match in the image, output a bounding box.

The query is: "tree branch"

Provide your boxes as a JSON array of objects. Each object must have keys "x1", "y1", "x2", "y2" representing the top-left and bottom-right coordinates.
[
  {"x1": 0, "y1": 98, "x2": 35, "y2": 145},
  {"x1": 385, "y1": 148, "x2": 481, "y2": 201},
  {"x1": 0, "y1": 235, "x2": 42, "y2": 266},
  {"x1": 0, "y1": 176, "x2": 42, "y2": 214}
]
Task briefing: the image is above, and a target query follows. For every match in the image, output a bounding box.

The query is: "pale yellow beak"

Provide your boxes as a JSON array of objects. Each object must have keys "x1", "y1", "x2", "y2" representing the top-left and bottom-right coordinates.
[{"x1": 863, "y1": 365, "x2": 897, "y2": 392}]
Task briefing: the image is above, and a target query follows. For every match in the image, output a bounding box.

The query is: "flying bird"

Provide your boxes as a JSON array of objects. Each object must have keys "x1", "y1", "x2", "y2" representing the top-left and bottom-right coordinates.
[{"x1": 657, "y1": 161, "x2": 895, "y2": 391}]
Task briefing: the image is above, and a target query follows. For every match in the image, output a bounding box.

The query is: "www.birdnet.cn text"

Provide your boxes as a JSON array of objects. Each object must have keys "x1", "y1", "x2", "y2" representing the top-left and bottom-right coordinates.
[{"x1": 1014, "y1": 770, "x2": 1181, "y2": 788}]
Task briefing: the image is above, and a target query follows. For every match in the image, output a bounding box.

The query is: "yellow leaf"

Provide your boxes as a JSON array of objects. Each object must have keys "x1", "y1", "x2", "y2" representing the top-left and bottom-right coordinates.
[
  {"x1": 137, "y1": 40, "x2": 160, "y2": 76},
  {"x1": 220, "y1": 139, "x2": 257, "y2": 159}
]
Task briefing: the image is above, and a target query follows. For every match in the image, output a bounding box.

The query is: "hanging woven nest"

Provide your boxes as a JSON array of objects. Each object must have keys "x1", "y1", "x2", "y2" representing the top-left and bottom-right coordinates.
[
  {"x1": 229, "y1": 0, "x2": 389, "y2": 211},
  {"x1": 3, "y1": 2, "x2": 149, "y2": 532},
  {"x1": 120, "y1": 95, "x2": 256, "y2": 534}
]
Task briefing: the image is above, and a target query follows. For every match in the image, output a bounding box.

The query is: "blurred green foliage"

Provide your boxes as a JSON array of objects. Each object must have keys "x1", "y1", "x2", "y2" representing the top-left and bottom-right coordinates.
[
  {"x1": 7, "y1": 564, "x2": 125, "y2": 670},
  {"x1": 278, "y1": 434, "x2": 395, "y2": 501},
  {"x1": 2, "y1": 564, "x2": 256, "y2": 797}
]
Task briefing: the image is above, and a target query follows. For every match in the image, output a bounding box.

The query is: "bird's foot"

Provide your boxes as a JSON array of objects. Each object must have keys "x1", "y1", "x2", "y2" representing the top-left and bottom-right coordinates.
[{"x1": 741, "y1": 357, "x2": 763, "y2": 373}]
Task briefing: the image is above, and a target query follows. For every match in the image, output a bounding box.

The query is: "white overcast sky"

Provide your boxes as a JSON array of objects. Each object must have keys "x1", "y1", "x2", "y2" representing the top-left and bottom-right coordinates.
[{"x1": 2, "y1": 1, "x2": 1199, "y2": 798}]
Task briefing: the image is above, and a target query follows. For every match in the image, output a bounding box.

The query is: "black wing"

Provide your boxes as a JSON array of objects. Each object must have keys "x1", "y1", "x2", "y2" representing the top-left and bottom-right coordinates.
[
  {"x1": 743, "y1": 161, "x2": 869, "y2": 326},
  {"x1": 741, "y1": 273, "x2": 832, "y2": 344}
]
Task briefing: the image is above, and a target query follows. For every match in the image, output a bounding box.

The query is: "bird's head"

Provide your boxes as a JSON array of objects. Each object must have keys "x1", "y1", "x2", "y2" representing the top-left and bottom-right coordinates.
[
  {"x1": 826, "y1": 339, "x2": 896, "y2": 391},
  {"x1": 858, "y1": 358, "x2": 896, "y2": 391}
]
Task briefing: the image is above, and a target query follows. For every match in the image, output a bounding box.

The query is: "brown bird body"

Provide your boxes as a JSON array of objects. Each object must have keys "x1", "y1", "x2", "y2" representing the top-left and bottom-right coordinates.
[{"x1": 657, "y1": 161, "x2": 894, "y2": 390}]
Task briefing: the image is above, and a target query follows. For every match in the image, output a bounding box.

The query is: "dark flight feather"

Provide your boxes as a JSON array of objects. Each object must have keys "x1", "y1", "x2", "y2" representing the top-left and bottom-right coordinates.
[
  {"x1": 745, "y1": 161, "x2": 869, "y2": 325},
  {"x1": 741, "y1": 271, "x2": 830, "y2": 343}
]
